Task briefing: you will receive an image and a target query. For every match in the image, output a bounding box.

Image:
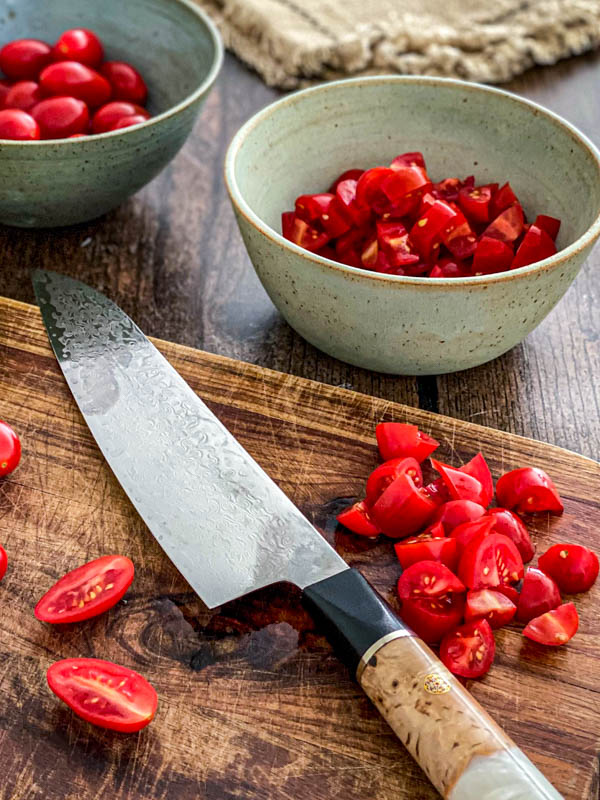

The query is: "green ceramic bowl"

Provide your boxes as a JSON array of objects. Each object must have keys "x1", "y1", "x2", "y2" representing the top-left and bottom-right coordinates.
[
  {"x1": 225, "y1": 77, "x2": 600, "y2": 375},
  {"x1": 0, "y1": 0, "x2": 222, "y2": 227}
]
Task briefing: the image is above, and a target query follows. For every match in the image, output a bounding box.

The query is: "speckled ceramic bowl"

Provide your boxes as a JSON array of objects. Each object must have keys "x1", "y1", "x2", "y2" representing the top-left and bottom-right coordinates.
[
  {"x1": 225, "y1": 77, "x2": 600, "y2": 375},
  {"x1": 0, "y1": 0, "x2": 222, "y2": 227}
]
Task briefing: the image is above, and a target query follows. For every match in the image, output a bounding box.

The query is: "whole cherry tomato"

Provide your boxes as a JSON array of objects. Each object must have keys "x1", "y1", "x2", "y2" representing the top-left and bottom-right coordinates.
[
  {"x1": 4, "y1": 80, "x2": 42, "y2": 112},
  {"x1": 91, "y1": 101, "x2": 149, "y2": 134},
  {"x1": 0, "y1": 544, "x2": 7, "y2": 582},
  {"x1": 0, "y1": 38, "x2": 51, "y2": 79},
  {"x1": 51, "y1": 29, "x2": 104, "y2": 68},
  {"x1": 0, "y1": 420, "x2": 22, "y2": 476},
  {"x1": 100, "y1": 61, "x2": 148, "y2": 105},
  {"x1": 32, "y1": 97, "x2": 89, "y2": 139},
  {"x1": 538, "y1": 543, "x2": 599, "y2": 594},
  {"x1": 0, "y1": 108, "x2": 40, "y2": 140},
  {"x1": 109, "y1": 114, "x2": 149, "y2": 131},
  {"x1": 40, "y1": 61, "x2": 111, "y2": 108},
  {"x1": 0, "y1": 79, "x2": 12, "y2": 108},
  {"x1": 496, "y1": 467, "x2": 563, "y2": 514}
]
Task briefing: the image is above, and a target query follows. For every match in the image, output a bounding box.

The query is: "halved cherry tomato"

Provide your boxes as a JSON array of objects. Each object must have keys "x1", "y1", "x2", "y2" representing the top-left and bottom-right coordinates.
[
  {"x1": 487, "y1": 507, "x2": 534, "y2": 562},
  {"x1": 0, "y1": 108, "x2": 40, "y2": 140},
  {"x1": 538, "y1": 543, "x2": 599, "y2": 594},
  {"x1": 35, "y1": 555, "x2": 135, "y2": 623},
  {"x1": 458, "y1": 532, "x2": 524, "y2": 590},
  {"x1": 490, "y1": 182, "x2": 517, "y2": 217},
  {"x1": 52, "y1": 29, "x2": 104, "y2": 68},
  {"x1": 459, "y1": 453, "x2": 494, "y2": 507},
  {"x1": 483, "y1": 203, "x2": 524, "y2": 244},
  {"x1": 109, "y1": 114, "x2": 150, "y2": 131},
  {"x1": 47, "y1": 658, "x2": 157, "y2": 732},
  {"x1": 375, "y1": 422, "x2": 439, "y2": 463},
  {"x1": 0, "y1": 545, "x2": 7, "y2": 582},
  {"x1": 397, "y1": 560, "x2": 465, "y2": 600},
  {"x1": 458, "y1": 183, "x2": 498, "y2": 224},
  {"x1": 431, "y1": 459, "x2": 486, "y2": 506},
  {"x1": 394, "y1": 526, "x2": 459, "y2": 571},
  {"x1": 516, "y1": 567, "x2": 561, "y2": 623},
  {"x1": 434, "y1": 499, "x2": 486, "y2": 534},
  {"x1": 365, "y1": 457, "x2": 422, "y2": 506},
  {"x1": 464, "y1": 588, "x2": 516, "y2": 629},
  {"x1": 472, "y1": 236, "x2": 513, "y2": 275},
  {"x1": 391, "y1": 152, "x2": 426, "y2": 169},
  {"x1": 100, "y1": 60, "x2": 147, "y2": 105},
  {"x1": 523, "y1": 602, "x2": 578, "y2": 646},
  {"x1": 512, "y1": 224, "x2": 557, "y2": 268},
  {"x1": 450, "y1": 515, "x2": 495, "y2": 556},
  {"x1": 534, "y1": 214, "x2": 560, "y2": 241},
  {"x1": 4, "y1": 80, "x2": 42, "y2": 112},
  {"x1": 440, "y1": 618, "x2": 495, "y2": 678},
  {"x1": 0, "y1": 420, "x2": 22, "y2": 476},
  {"x1": 372, "y1": 472, "x2": 437, "y2": 537},
  {"x1": 336, "y1": 500, "x2": 380, "y2": 537},
  {"x1": 400, "y1": 594, "x2": 464, "y2": 643},
  {"x1": 496, "y1": 467, "x2": 563, "y2": 514},
  {"x1": 40, "y1": 61, "x2": 112, "y2": 108},
  {"x1": 32, "y1": 96, "x2": 89, "y2": 139},
  {"x1": 328, "y1": 168, "x2": 364, "y2": 193},
  {"x1": 0, "y1": 39, "x2": 51, "y2": 80},
  {"x1": 92, "y1": 101, "x2": 150, "y2": 134}
]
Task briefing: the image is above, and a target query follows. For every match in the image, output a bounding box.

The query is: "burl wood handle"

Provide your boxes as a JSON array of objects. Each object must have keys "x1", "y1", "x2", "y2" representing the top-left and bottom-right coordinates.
[{"x1": 304, "y1": 569, "x2": 563, "y2": 800}]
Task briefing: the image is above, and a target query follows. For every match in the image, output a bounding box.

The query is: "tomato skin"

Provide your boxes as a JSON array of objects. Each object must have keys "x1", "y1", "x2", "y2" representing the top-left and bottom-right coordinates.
[
  {"x1": 0, "y1": 108, "x2": 40, "y2": 140},
  {"x1": 0, "y1": 420, "x2": 22, "y2": 476},
  {"x1": 538, "y1": 543, "x2": 599, "y2": 594},
  {"x1": 4, "y1": 80, "x2": 43, "y2": 112},
  {"x1": 534, "y1": 214, "x2": 560, "y2": 241},
  {"x1": 0, "y1": 79, "x2": 12, "y2": 108},
  {"x1": 400, "y1": 594, "x2": 465, "y2": 643},
  {"x1": 391, "y1": 152, "x2": 426, "y2": 169},
  {"x1": 0, "y1": 545, "x2": 7, "y2": 582},
  {"x1": 496, "y1": 467, "x2": 563, "y2": 514},
  {"x1": 47, "y1": 658, "x2": 157, "y2": 732},
  {"x1": 459, "y1": 453, "x2": 494, "y2": 507},
  {"x1": 450, "y1": 515, "x2": 495, "y2": 557},
  {"x1": 458, "y1": 183, "x2": 497, "y2": 224},
  {"x1": 458, "y1": 532, "x2": 524, "y2": 590},
  {"x1": 409, "y1": 199, "x2": 457, "y2": 260},
  {"x1": 92, "y1": 101, "x2": 150, "y2": 134},
  {"x1": 52, "y1": 29, "x2": 104, "y2": 68},
  {"x1": 512, "y1": 224, "x2": 557, "y2": 268},
  {"x1": 431, "y1": 459, "x2": 486, "y2": 506},
  {"x1": 464, "y1": 588, "x2": 516, "y2": 629},
  {"x1": 35, "y1": 555, "x2": 134, "y2": 623},
  {"x1": 109, "y1": 114, "x2": 149, "y2": 131},
  {"x1": 483, "y1": 203, "x2": 524, "y2": 245},
  {"x1": 394, "y1": 531, "x2": 459, "y2": 572},
  {"x1": 372, "y1": 472, "x2": 437, "y2": 537},
  {"x1": 487, "y1": 507, "x2": 534, "y2": 562},
  {"x1": 490, "y1": 182, "x2": 517, "y2": 217},
  {"x1": 365, "y1": 457, "x2": 421, "y2": 507},
  {"x1": 32, "y1": 96, "x2": 89, "y2": 139},
  {"x1": 336, "y1": 500, "x2": 380, "y2": 537},
  {"x1": 375, "y1": 423, "x2": 439, "y2": 463},
  {"x1": 397, "y1": 560, "x2": 465, "y2": 600},
  {"x1": 516, "y1": 567, "x2": 561, "y2": 623},
  {"x1": 328, "y1": 168, "x2": 364, "y2": 193},
  {"x1": 440, "y1": 618, "x2": 495, "y2": 679},
  {"x1": 523, "y1": 602, "x2": 578, "y2": 646},
  {"x1": 472, "y1": 236, "x2": 513, "y2": 275},
  {"x1": 434, "y1": 499, "x2": 486, "y2": 534},
  {"x1": 40, "y1": 61, "x2": 111, "y2": 108},
  {"x1": 0, "y1": 39, "x2": 51, "y2": 80}
]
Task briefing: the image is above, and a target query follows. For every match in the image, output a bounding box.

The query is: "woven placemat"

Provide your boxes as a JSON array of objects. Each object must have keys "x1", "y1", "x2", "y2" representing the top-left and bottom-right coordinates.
[{"x1": 194, "y1": 0, "x2": 600, "y2": 88}]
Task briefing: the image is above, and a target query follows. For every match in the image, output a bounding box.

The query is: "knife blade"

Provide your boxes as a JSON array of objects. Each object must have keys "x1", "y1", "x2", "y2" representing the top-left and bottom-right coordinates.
[{"x1": 34, "y1": 269, "x2": 562, "y2": 800}]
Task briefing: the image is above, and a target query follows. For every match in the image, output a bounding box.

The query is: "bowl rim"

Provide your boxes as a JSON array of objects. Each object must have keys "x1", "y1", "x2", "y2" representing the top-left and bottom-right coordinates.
[
  {"x1": 225, "y1": 74, "x2": 600, "y2": 287},
  {"x1": 0, "y1": 0, "x2": 223, "y2": 145}
]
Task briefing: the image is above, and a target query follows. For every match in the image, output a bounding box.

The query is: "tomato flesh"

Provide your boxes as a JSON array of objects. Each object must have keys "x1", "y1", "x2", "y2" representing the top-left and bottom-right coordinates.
[
  {"x1": 464, "y1": 588, "x2": 516, "y2": 629},
  {"x1": 372, "y1": 472, "x2": 437, "y2": 537},
  {"x1": 0, "y1": 544, "x2": 7, "y2": 582},
  {"x1": 35, "y1": 555, "x2": 134, "y2": 623},
  {"x1": 458, "y1": 532, "x2": 524, "y2": 590},
  {"x1": 516, "y1": 567, "x2": 561, "y2": 623},
  {"x1": 483, "y1": 203, "x2": 524, "y2": 244},
  {"x1": 487, "y1": 507, "x2": 534, "y2": 562},
  {"x1": 397, "y1": 560, "x2": 465, "y2": 600},
  {"x1": 394, "y1": 530, "x2": 459, "y2": 572},
  {"x1": 512, "y1": 224, "x2": 557, "y2": 268},
  {"x1": 496, "y1": 467, "x2": 563, "y2": 514},
  {"x1": 365, "y1": 457, "x2": 422, "y2": 507},
  {"x1": 534, "y1": 214, "x2": 560, "y2": 241},
  {"x1": 523, "y1": 602, "x2": 578, "y2": 646},
  {"x1": 47, "y1": 658, "x2": 157, "y2": 732},
  {"x1": 472, "y1": 236, "x2": 513, "y2": 275},
  {"x1": 459, "y1": 453, "x2": 494, "y2": 507},
  {"x1": 538, "y1": 543, "x2": 599, "y2": 594},
  {"x1": 375, "y1": 422, "x2": 439, "y2": 463},
  {"x1": 434, "y1": 499, "x2": 486, "y2": 534},
  {"x1": 440, "y1": 618, "x2": 495, "y2": 678},
  {"x1": 400, "y1": 594, "x2": 464, "y2": 643},
  {"x1": 458, "y1": 183, "x2": 497, "y2": 224},
  {"x1": 450, "y1": 515, "x2": 495, "y2": 556},
  {"x1": 0, "y1": 420, "x2": 22, "y2": 476},
  {"x1": 431, "y1": 459, "x2": 486, "y2": 506},
  {"x1": 336, "y1": 500, "x2": 380, "y2": 537}
]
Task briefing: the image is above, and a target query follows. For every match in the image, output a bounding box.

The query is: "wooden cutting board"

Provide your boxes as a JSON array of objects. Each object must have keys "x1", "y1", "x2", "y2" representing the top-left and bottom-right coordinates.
[{"x1": 0, "y1": 296, "x2": 599, "y2": 800}]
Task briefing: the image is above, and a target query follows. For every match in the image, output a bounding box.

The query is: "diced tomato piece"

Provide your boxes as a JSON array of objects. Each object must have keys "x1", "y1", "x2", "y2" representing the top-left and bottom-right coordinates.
[
  {"x1": 523, "y1": 602, "x2": 578, "y2": 646},
  {"x1": 483, "y1": 203, "x2": 524, "y2": 244},
  {"x1": 428, "y1": 258, "x2": 470, "y2": 278},
  {"x1": 496, "y1": 583, "x2": 521, "y2": 604},
  {"x1": 400, "y1": 594, "x2": 465, "y2": 643},
  {"x1": 295, "y1": 193, "x2": 351, "y2": 238},
  {"x1": 371, "y1": 472, "x2": 437, "y2": 537},
  {"x1": 487, "y1": 508, "x2": 534, "y2": 562},
  {"x1": 335, "y1": 178, "x2": 372, "y2": 227},
  {"x1": 391, "y1": 152, "x2": 426, "y2": 170},
  {"x1": 434, "y1": 499, "x2": 486, "y2": 534},
  {"x1": 431, "y1": 177, "x2": 462, "y2": 202},
  {"x1": 534, "y1": 214, "x2": 560, "y2": 241},
  {"x1": 431, "y1": 459, "x2": 486, "y2": 506},
  {"x1": 538, "y1": 543, "x2": 599, "y2": 594},
  {"x1": 512, "y1": 224, "x2": 557, "y2": 268},
  {"x1": 450, "y1": 515, "x2": 495, "y2": 557},
  {"x1": 380, "y1": 165, "x2": 432, "y2": 216},
  {"x1": 394, "y1": 528, "x2": 459, "y2": 572},
  {"x1": 376, "y1": 221, "x2": 420, "y2": 267},
  {"x1": 459, "y1": 453, "x2": 494, "y2": 507},
  {"x1": 328, "y1": 168, "x2": 364, "y2": 193},
  {"x1": 336, "y1": 500, "x2": 380, "y2": 537},
  {"x1": 516, "y1": 567, "x2": 561, "y2": 623},
  {"x1": 397, "y1": 560, "x2": 465, "y2": 600},
  {"x1": 440, "y1": 618, "x2": 495, "y2": 678},
  {"x1": 365, "y1": 457, "x2": 422, "y2": 507},
  {"x1": 458, "y1": 183, "x2": 498, "y2": 224},
  {"x1": 409, "y1": 200, "x2": 458, "y2": 260},
  {"x1": 472, "y1": 236, "x2": 513, "y2": 275},
  {"x1": 281, "y1": 213, "x2": 330, "y2": 252},
  {"x1": 465, "y1": 588, "x2": 516, "y2": 629},
  {"x1": 496, "y1": 467, "x2": 563, "y2": 514},
  {"x1": 490, "y1": 182, "x2": 518, "y2": 217},
  {"x1": 356, "y1": 167, "x2": 397, "y2": 215},
  {"x1": 458, "y1": 532, "x2": 524, "y2": 590},
  {"x1": 375, "y1": 422, "x2": 439, "y2": 463}
]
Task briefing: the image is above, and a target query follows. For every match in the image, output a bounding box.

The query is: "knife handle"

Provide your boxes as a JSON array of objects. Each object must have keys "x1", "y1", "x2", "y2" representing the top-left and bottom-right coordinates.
[{"x1": 303, "y1": 569, "x2": 563, "y2": 800}]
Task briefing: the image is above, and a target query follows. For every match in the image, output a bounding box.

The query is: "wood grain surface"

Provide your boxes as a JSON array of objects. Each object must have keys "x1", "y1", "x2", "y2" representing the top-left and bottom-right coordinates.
[
  {"x1": 0, "y1": 52, "x2": 599, "y2": 460},
  {"x1": 0, "y1": 297, "x2": 599, "y2": 800}
]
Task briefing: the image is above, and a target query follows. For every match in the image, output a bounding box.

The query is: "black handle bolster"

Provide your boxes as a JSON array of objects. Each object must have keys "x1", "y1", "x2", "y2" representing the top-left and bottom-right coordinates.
[{"x1": 303, "y1": 568, "x2": 408, "y2": 673}]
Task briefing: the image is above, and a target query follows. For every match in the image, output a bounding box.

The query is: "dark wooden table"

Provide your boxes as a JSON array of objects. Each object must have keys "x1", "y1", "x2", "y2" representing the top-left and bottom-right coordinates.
[{"x1": 1, "y1": 52, "x2": 599, "y2": 459}]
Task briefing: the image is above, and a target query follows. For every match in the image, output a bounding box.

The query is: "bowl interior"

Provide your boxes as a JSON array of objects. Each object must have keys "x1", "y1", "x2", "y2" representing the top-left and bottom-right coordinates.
[
  {"x1": 231, "y1": 78, "x2": 600, "y2": 255},
  {"x1": 0, "y1": 0, "x2": 218, "y2": 115}
]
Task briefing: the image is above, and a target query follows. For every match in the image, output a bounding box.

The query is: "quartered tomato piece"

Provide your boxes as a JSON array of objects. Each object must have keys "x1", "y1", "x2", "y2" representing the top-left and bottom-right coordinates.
[
  {"x1": 281, "y1": 213, "x2": 330, "y2": 252},
  {"x1": 295, "y1": 193, "x2": 351, "y2": 238},
  {"x1": 440, "y1": 618, "x2": 495, "y2": 678},
  {"x1": 375, "y1": 422, "x2": 439, "y2": 463},
  {"x1": 0, "y1": 420, "x2": 22, "y2": 476},
  {"x1": 496, "y1": 467, "x2": 563, "y2": 514},
  {"x1": 409, "y1": 199, "x2": 458, "y2": 260},
  {"x1": 47, "y1": 658, "x2": 158, "y2": 732},
  {"x1": 534, "y1": 214, "x2": 560, "y2": 241},
  {"x1": 328, "y1": 168, "x2": 364, "y2": 192},
  {"x1": 464, "y1": 588, "x2": 516, "y2": 629},
  {"x1": 434, "y1": 499, "x2": 486, "y2": 534},
  {"x1": 512, "y1": 224, "x2": 557, "y2": 268},
  {"x1": 365, "y1": 457, "x2": 422, "y2": 507},
  {"x1": 380, "y1": 165, "x2": 431, "y2": 216},
  {"x1": 391, "y1": 152, "x2": 426, "y2": 169},
  {"x1": 459, "y1": 453, "x2": 494, "y2": 507},
  {"x1": 397, "y1": 560, "x2": 465, "y2": 600},
  {"x1": 372, "y1": 472, "x2": 437, "y2": 537},
  {"x1": 458, "y1": 183, "x2": 498, "y2": 224},
  {"x1": 394, "y1": 526, "x2": 459, "y2": 572},
  {"x1": 356, "y1": 167, "x2": 396, "y2": 214},
  {"x1": 538, "y1": 543, "x2": 599, "y2": 593},
  {"x1": 458, "y1": 532, "x2": 524, "y2": 590},
  {"x1": 400, "y1": 594, "x2": 465, "y2": 643},
  {"x1": 0, "y1": 544, "x2": 7, "y2": 582},
  {"x1": 335, "y1": 178, "x2": 372, "y2": 227},
  {"x1": 336, "y1": 500, "x2": 380, "y2": 537},
  {"x1": 516, "y1": 567, "x2": 561, "y2": 623},
  {"x1": 483, "y1": 203, "x2": 524, "y2": 244},
  {"x1": 490, "y1": 182, "x2": 518, "y2": 217},
  {"x1": 523, "y1": 602, "x2": 578, "y2": 646},
  {"x1": 35, "y1": 555, "x2": 135, "y2": 623},
  {"x1": 472, "y1": 236, "x2": 513, "y2": 275},
  {"x1": 487, "y1": 507, "x2": 534, "y2": 562},
  {"x1": 431, "y1": 459, "x2": 486, "y2": 506},
  {"x1": 376, "y1": 221, "x2": 420, "y2": 267},
  {"x1": 450, "y1": 515, "x2": 495, "y2": 557}
]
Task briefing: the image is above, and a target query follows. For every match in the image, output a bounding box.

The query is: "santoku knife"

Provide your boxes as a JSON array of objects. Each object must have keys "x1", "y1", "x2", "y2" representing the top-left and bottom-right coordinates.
[{"x1": 33, "y1": 269, "x2": 562, "y2": 800}]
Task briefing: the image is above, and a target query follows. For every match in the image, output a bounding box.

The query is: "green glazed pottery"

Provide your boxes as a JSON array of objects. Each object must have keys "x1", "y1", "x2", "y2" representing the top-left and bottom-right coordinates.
[
  {"x1": 0, "y1": 0, "x2": 222, "y2": 227},
  {"x1": 225, "y1": 76, "x2": 600, "y2": 375}
]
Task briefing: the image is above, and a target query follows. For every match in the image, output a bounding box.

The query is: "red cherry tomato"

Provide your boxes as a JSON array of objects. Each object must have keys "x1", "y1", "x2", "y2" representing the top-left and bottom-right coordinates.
[
  {"x1": 391, "y1": 152, "x2": 426, "y2": 170},
  {"x1": 376, "y1": 221, "x2": 420, "y2": 267},
  {"x1": 35, "y1": 555, "x2": 134, "y2": 623},
  {"x1": 538, "y1": 543, "x2": 599, "y2": 594},
  {"x1": 490, "y1": 182, "x2": 518, "y2": 217},
  {"x1": 397, "y1": 560, "x2": 465, "y2": 601},
  {"x1": 0, "y1": 39, "x2": 51, "y2": 80},
  {"x1": 434, "y1": 499, "x2": 486, "y2": 534},
  {"x1": 328, "y1": 168, "x2": 364, "y2": 193},
  {"x1": 495, "y1": 583, "x2": 520, "y2": 605},
  {"x1": 281, "y1": 212, "x2": 330, "y2": 252},
  {"x1": 457, "y1": 183, "x2": 498, "y2": 224},
  {"x1": 464, "y1": 588, "x2": 516, "y2": 629},
  {"x1": 40, "y1": 61, "x2": 111, "y2": 108},
  {"x1": 365, "y1": 457, "x2": 422, "y2": 506},
  {"x1": 534, "y1": 214, "x2": 560, "y2": 241},
  {"x1": 409, "y1": 199, "x2": 459, "y2": 260},
  {"x1": 472, "y1": 236, "x2": 513, "y2": 275},
  {"x1": 32, "y1": 97, "x2": 90, "y2": 139},
  {"x1": 440, "y1": 618, "x2": 495, "y2": 678},
  {"x1": 431, "y1": 459, "x2": 486, "y2": 506},
  {"x1": 91, "y1": 101, "x2": 149, "y2": 134},
  {"x1": 459, "y1": 453, "x2": 494, "y2": 507},
  {"x1": 0, "y1": 545, "x2": 7, "y2": 582},
  {"x1": 336, "y1": 500, "x2": 380, "y2": 537},
  {"x1": 512, "y1": 224, "x2": 557, "y2": 268},
  {"x1": 496, "y1": 467, "x2": 563, "y2": 514},
  {"x1": 4, "y1": 80, "x2": 42, "y2": 112},
  {"x1": 400, "y1": 594, "x2": 464, "y2": 643},
  {"x1": 450, "y1": 515, "x2": 495, "y2": 556},
  {"x1": 0, "y1": 420, "x2": 21, "y2": 476},
  {"x1": 516, "y1": 567, "x2": 561, "y2": 623},
  {"x1": 458, "y1": 532, "x2": 524, "y2": 590},
  {"x1": 0, "y1": 79, "x2": 12, "y2": 108},
  {"x1": 523, "y1": 602, "x2": 578, "y2": 646},
  {"x1": 355, "y1": 167, "x2": 397, "y2": 215},
  {"x1": 394, "y1": 530, "x2": 459, "y2": 572},
  {"x1": 375, "y1": 423, "x2": 439, "y2": 463},
  {"x1": 0, "y1": 108, "x2": 40, "y2": 140},
  {"x1": 109, "y1": 114, "x2": 149, "y2": 131},
  {"x1": 371, "y1": 472, "x2": 437, "y2": 537},
  {"x1": 52, "y1": 29, "x2": 104, "y2": 68},
  {"x1": 379, "y1": 164, "x2": 432, "y2": 216},
  {"x1": 47, "y1": 658, "x2": 157, "y2": 732},
  {"x1": 295, "y1": 193, "x2": 350, "y2": 238},
  {"x1": 100, "y1": 60, "x2": 147, "y2": 105},
  {"x1": 483, "y1": 203, "x2": 524, "y2": 244},
  {"x1": 487, "y1": 507, "x2": 534, "y2": 562},
  {"x1": 334, "y1": 178, "x2": 372, "y2": 227}
]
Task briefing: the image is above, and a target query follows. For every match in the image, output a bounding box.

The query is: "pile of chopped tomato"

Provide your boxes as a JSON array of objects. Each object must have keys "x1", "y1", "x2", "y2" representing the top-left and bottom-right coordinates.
[
  {"x1": 336, "y1": 421, "x2": 598, "y2": 678},
  {"x1": 282, "y1": 153, "x2": 561, "y2": 276}
]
